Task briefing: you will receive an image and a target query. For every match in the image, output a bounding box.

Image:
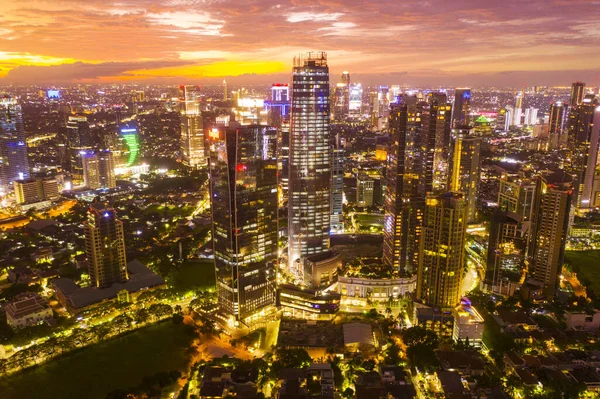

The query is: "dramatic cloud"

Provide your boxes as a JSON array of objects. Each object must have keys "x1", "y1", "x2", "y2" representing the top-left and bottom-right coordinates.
[{"x1": 0, "y1": 0, "x2": 598, "y2": 85}]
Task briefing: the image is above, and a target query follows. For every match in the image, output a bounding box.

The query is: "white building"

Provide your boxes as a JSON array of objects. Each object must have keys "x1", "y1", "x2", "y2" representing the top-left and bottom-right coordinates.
[
  {"x1": 337, "y1": 275, "x2": 417, "y2": 301},
  {"x1": 5, "y1": 293, "x2": 53, "y2": 329}
]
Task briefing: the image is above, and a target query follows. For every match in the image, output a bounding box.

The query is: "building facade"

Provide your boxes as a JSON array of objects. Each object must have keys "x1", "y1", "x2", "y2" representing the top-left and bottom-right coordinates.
[
  {"x1": 448, "y1": 128, "x2": 481, "y2": 222},
  {"x1": 209, "y1": 124, "x2": 278, "y2": 323},
  {"x1": 84, "y1": 202, "x2": 128, "y2": 289},
  {"x1": 417, "y1": 193, "x2": 468, "y2": 308},
  {"x1": 288, "y1": 52, "x2": 331, "y2": 268},
  {"x1": 180, "y1": 85, "x2": 206, "y2": 168},
  {"x1": 452, "y1": 88, "x2": 471, "y2": 128}
]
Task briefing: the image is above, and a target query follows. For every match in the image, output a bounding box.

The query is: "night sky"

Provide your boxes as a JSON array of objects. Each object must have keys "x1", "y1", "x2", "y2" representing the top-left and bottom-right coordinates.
[{"x1": 0, "y1": 0, "x2": 598, "y2": 86}]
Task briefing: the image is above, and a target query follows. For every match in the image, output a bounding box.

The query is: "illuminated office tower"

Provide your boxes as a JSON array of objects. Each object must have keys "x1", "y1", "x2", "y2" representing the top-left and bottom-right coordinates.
[
  {"x1": 81, "y1": 150, "x2": 116, "y2": 189},
  {"x1": 417, "y1": 192, "x2": 468, "y2": 308},
  {"x1": 333, "y1": 71, "x2": 350, "y2": 121},
  {"x1": 484, "y1": 210, "x2": 526, "y2": 295},
  {"x1": 223, "y1": 80, "x2": 228, "y2": 101},
  {"x1": 529, "y1": 177, "x2": 572, "y2": 298},
  {"x1": 382, "y1": 96, "x2": 431, "y2": 275},
  {"x1": 427, "y1": 92, "x2": 453, "y2": 191},
  {"x1": 495, "y1": 108, "x2": 508, "y2": 132},
  {"x1": 84, "y1": 202, "x2": 128, "y2": 289},
  {"x1": 288, "y1": 52, "x2": 331, "y2": 267},
  {"x1": 513, "y1": 92, "x2": 523, "y2": 126},
  {"x1": 348, "y1": 83, "x2": 362, "y2": 118},
  {"x1": 120, "y1": 126, "x2": 140, "y2": 167},
  {"x1": 0, "y1": 96, "x2": 29, "y2": 193},
  {"x1": 448, "y1": 128, "x2": 481, "y2": 222},
  {"x1": 208, "y1": 124, "x2": 277, "y2": 323},
  {"x1": 452, "y1": 88, "x2": 471, "y2": 127},
  {"x1": 567, "y1": 96, "x2": 599, "y2": 210},
  {"x1": 180, "y1": 85, "x2": 205, "y2": 168},
  {"x1": 548, "y1": 102, "x2": 568, "y2": 148},
  {"x1": 570, "y1": 81, "x2": 586, "y2": 106},
  {"x1": 331, "y1": 132, "x2": 344, "y2": 232}
]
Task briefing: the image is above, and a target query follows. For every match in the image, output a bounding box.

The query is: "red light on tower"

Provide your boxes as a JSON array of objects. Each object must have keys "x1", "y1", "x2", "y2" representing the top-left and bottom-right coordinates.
[{"x1": 236, "y1": 164, "x2": 247, "y2": 172}]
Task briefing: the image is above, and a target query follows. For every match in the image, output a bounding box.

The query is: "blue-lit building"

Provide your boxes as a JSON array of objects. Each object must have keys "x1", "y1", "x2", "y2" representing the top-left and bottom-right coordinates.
[
  {"x1": 0, "y1": 96, "x2": 29, "y2": 193},
  {"x1": 452, "y1": 88, "x2": 471, "y2": 128}
]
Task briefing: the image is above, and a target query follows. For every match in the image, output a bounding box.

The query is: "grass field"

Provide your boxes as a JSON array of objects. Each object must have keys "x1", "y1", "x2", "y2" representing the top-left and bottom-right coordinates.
[
  {"x1": 0, "y1": 322, "x2": 195, "y2": 399},
  {"x1": 171, "y1": 259, "x2": 216, "y2": 293},
  {"x1": 564, "y1": 250, "x2": 600, "y2": 292}
]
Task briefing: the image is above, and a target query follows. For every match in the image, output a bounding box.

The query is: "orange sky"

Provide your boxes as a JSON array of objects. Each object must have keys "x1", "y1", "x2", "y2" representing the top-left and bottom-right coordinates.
[{"x1": 0, "y1": 0, "x2": 599, "y2": 85}]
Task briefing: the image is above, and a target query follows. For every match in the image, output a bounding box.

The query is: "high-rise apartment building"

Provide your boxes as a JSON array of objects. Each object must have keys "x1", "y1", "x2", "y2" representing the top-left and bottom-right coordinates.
[
  {"x1": 84, "y1": 202, "x2": 128, "y2": 289},
  {"x1": 81, "y1": 150, "x2": 116, "y2": 189},
  {"x1": 333, "y1": 71, "x2": 350, "y2": 121},
  {"x1": 548, "y1": 102, "x2": 568, "y2": 148},
  {"x1": 180, "y1": 85, "x2": 206, "y2": 168},
  {"x1": 14, "y1": 177, "x2": 59, "y2": 204},
  {"x1": 427, "y1": 92, "x2": 453, "y2": 191},
  {"x1": 570, "y1": 81, "x2": 586, "y2": 106},
  {"x1": 567, "y1": 96, "x2": 599, "y2": 210},
  {"x1": 209, "y1": 124, "x2": 277, "y2": 323},
  {"x1": 452, "y1": 88, "x2": 471, "y2": 127},
  {"x1": 0, "y1": 96, "x2": 29, "y2": 193},
  {"x1": 513, "y1": 92, "x2": 523, "y2": 126},
  {"x1": 417, "y1": 192, "x2": 468, "y2": 308},
  {"x1": 448, "y1": 128, "x2": 481, "y2": 222},
  {"x1": 529, "y1": 177, "x2": 572, "y2": 298},
  {"x1": 382, "y1": 96, "x2": 432, "y2": 275},
  {"x1": 288, "y1": 52, "x2": 331, "y2": 267}
]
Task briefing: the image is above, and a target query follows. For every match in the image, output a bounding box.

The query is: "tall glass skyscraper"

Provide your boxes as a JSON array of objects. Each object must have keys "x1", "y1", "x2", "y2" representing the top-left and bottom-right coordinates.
[
  {"x1": 0, "y1": 96, "x2": 29, "y2": 193},
  {"x1": 209, "y1": 124, "x2": 278, "y2": 324},
  {"x1": 448, "y1": 127, "x2": 482, "y2": 222},
  {"x1": 452, "y1": 88, "x2": 471, "y2": 128},
  {"x1": 288, "y1": 52, "x2": 331, "y2": 269}
]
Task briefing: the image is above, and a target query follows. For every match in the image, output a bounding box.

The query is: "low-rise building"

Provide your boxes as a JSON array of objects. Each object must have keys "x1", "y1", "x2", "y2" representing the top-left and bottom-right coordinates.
[
  {"x1": 337, "y1": 274, "x2": 416, "y2": 302},
  {"x1": 343, "y1": 322, "x2": 375, "y2": 351},
  {"x1": 452, "y1": 303, "x2": 485, "y2": 347},
  {"x1": 303, "y1": 251, "x2": 341, "y2": 288},
  {"x1": 565, "y1": 311, "x2": 600, "y2": 331},
  {"x1": 413, "y1": 303, "x2": 454, "y2": 340},
  {"x1": 4, "y1": 293, "x2": 53, "y2": 329},
  {"x1": 277, "y1": 285, "x2": 340, "y2": 320}
]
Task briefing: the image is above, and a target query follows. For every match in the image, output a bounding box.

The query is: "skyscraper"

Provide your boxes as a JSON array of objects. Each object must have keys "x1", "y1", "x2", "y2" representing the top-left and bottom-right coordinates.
[
  {"x1": 417, "y1": 192, "x2": 468, "y2": 308},
  {"x1": 66, "y1": 116, "x2": 92, "y2": 148},
  {"x1": 427, "y1": 92, "x2": 453, "y2": 191},
  {"x1": 331, "y1": 132, "x2": 344, "y2": 232},
  {"x1": 223, "y1": 80, "x2": 228, "y2": 101},
  {"x1": 209, "y1": 124, "x2": 278, "y2": 324},
  {"x1": 513, "y1": 92, "x2": 523, "y2": 126},
  {"x1": 348, "y1": 83, "x2": 363, "y2": 118},
  {"x1": 0, "y1": 96, "x2": 29, "y2": 193},
  {"x1": 180, "y1": 85, "x2": 206, "y2": 168},
  {"x1": 265, "y1": 84, "x2": 291, "y2": 206},
  {"x1": 288, "y1": 52, "x2": 331, "y2": 268},
  {"x1": 84, "y1": 202, "x2": 128, "y2": 289},
  {"x1": 333, "y1": 71, "x2": 350, "y2": 121},
  {"x1": 548, "y1": 102, "x2": 568, "y2": 148},
  {"x1": 81, "y1": 150, "x2": 116, "y2": 189},
  {"x1": 570, "y1": 81, "x2": 586, "y2": 106},
  {"x1": 529, "y1": 177, "x2": 572, "y2": 298},
  {"x1": 452, "y1": 88, "x2": 471, "y2": 127},
  {"x1": 567, "y1": 96, "x2": 600, "y2": 210},
  {"x1": 120, "y1": 126, "x2": 140, "y2": 167},
  {"x1": 448, "y1": 128, "x2": 481, "y2": 222},
  {"x1": 383, "y1": 96, "x2": 431, "y2": 275}
]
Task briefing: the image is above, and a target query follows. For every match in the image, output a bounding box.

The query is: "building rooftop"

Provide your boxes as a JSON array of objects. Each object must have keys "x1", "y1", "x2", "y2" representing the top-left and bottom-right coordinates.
[
  {"x1": 343, "y1": 322, "x2": 374, "y2": 347},
  {"x1": 4, "y1": 293, "x2": 50, "y2": 320}
]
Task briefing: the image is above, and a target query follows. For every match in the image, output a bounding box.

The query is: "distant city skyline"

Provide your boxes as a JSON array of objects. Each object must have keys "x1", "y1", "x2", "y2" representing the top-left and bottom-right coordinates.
[{"x1": 0, "y1": 0, "x2": 598, "y2": 86}]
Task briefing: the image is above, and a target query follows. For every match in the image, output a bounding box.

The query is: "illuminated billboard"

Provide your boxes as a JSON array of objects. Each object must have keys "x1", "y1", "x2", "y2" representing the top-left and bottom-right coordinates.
[{"x1": 47, "y1": 90, "x2": 60, "y2": 99}]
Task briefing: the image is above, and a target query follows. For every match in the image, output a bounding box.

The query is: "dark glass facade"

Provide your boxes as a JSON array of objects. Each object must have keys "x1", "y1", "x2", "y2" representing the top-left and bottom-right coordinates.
[{"x1": 209, "y1": 124, "x2": 278, "y2": 323}]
